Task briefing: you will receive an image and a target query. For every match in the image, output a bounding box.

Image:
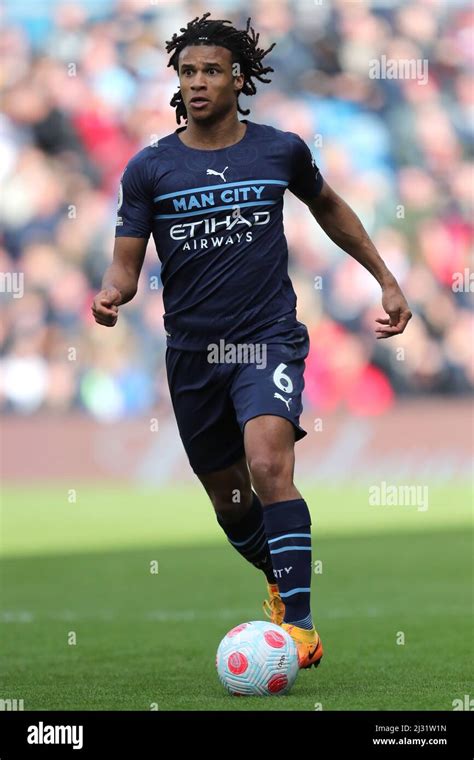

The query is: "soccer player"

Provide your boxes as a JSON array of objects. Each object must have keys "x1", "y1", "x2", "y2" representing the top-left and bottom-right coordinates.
[{"x1": 92, "y1": 13, "x2": 412, "y2": 670}]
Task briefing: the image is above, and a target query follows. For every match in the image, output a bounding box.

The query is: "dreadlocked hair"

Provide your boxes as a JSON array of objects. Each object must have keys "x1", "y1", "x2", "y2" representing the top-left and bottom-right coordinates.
[{"x1": 165, "y1": 12, "x2": 276, "y2": 124}]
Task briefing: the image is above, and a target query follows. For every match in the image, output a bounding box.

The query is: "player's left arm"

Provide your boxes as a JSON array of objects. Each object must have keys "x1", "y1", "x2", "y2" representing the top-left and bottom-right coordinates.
[{"x1": 305, "y1": 180, "x2": 412, "y2": 339}]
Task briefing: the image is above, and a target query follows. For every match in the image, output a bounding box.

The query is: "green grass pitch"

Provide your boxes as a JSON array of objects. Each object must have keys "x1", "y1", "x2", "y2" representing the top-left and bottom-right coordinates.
[{"x1": 0, "y1": 484, "x2": 472, "y2": 711}]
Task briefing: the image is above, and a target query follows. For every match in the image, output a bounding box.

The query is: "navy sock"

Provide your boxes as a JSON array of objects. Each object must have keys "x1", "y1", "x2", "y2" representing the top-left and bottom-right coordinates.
[
  {"x1": 262, "y1": 498, "x2": 313, "y2": 630},
  {"x1": 216, "y1": 491, "x2": 275, "y2": 584}
]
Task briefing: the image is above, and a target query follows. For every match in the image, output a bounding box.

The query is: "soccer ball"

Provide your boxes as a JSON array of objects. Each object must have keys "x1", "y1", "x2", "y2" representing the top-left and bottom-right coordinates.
[{"x1": 216, "y1": 620, "x2": 299, "y2": 696}]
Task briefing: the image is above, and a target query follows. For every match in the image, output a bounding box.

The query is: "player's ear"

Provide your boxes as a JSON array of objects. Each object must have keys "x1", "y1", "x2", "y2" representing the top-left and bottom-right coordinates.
[
  {"x1": 232, "y1": 61, "x2": 244, "y2": 93},
  {"x1": 234, "y1": 80, "x2": 244, "y2": 98}
]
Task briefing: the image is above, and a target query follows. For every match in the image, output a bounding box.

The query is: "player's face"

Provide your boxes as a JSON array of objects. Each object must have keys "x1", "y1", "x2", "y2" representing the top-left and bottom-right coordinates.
[{"x1": 178, "y1": 45, "x2": 244, "y2": 122}]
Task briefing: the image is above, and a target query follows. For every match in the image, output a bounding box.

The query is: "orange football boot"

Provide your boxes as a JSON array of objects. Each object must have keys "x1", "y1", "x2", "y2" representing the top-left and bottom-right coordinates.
[
  {"x1": 262, "y1": 582, "x2": 285, "y2": 626},
  {"x1": 282, "y1": 623, "x2": 323, "y2": 669}
]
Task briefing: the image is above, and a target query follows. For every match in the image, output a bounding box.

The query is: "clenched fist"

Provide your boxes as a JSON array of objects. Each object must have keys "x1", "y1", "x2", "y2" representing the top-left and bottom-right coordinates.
[{"x1": 92, "y1": 287, "x2": 122, "y2": 326}]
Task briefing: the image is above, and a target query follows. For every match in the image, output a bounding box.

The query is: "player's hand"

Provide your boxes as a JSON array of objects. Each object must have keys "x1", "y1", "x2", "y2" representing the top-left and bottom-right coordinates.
[
  {"x1": 92, "y1": 287, "x2": 122, "y2": 326},
  {"x1": 376, "y1": 283, "x2": 412, "y2": 339}
]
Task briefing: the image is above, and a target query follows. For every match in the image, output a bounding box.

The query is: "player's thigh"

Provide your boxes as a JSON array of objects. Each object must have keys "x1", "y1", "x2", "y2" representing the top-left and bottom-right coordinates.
[
  {"x1": 230, "y1": 325, "x2": 310, "y2": 451},
  {"x1": 243, "y1": 415, "x2": 296, "y2": 476},
  {"x1": 165, "y1": 347, "x2": 246, "y2": 475}
]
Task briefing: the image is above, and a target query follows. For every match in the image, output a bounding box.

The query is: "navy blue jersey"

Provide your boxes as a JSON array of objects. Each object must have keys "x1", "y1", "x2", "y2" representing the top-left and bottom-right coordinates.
[{"x1": 115, "y1": 119, "x2": 323, "y2": 349}]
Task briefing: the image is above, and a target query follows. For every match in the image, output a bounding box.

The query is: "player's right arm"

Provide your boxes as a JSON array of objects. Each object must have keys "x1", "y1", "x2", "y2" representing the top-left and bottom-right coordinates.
[
  {"x1": 92, "y1": 153, "x2": 154, "y2": 327},
  {"x1": 92, "y1": 237, "x2": 147, "y2": 326}
]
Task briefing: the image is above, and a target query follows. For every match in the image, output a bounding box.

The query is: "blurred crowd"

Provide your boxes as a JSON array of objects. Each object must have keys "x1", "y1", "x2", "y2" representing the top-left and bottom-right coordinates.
[{"x1": 0, "y1": 0, "x2": 472, "y2": 419}]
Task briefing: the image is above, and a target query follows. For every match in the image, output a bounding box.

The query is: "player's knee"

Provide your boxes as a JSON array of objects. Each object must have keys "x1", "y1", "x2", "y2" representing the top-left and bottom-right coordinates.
[
  {"x1": 209, "y1": 484, "x2": 252, "y2": 512},
  {"x1": 247, "y1": 452, "x2": 293, "y2": 488},
  {"x1": 209, "y1": 485, "x2": 253, "y2": 523},
  {"x1": 198, "y1": 467, "x2": 252, "y2": 516},
  {"x1": 213, "y1": 499, "x2": 250, "y2": 524}
]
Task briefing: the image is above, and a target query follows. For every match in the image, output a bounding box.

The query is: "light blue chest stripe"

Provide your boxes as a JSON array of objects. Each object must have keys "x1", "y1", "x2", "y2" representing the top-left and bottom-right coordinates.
[
  {"x1": 153, "y1": 179, "x2": 288, "y2": 202},
  {"x1": 154, "y1": 200, "x2": 277, "y2": 220}
]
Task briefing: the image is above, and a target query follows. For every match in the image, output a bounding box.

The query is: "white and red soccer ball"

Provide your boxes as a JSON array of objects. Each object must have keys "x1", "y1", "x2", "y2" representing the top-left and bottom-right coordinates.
[{"x1": 216, "y1": 621, "x2": 299, "y2": 696}]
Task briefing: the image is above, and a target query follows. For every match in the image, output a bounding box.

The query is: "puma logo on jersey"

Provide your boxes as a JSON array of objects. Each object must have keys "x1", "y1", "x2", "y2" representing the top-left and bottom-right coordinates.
[
  {"x1": 206, "y1": 166, "x2": 229, "y2": 182},
  {"x1": 273, "y1": 392, "x2": 292, "y2": 411}
]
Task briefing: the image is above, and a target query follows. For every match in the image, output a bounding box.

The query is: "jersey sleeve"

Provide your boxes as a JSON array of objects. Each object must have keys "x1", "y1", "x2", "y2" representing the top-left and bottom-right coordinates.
[
  {"x1": 287, "y1": 133, "x2": 323, "y2": 202},
  {"x1": 115, "y1": 155, "x2": 154, "y2": 238}
]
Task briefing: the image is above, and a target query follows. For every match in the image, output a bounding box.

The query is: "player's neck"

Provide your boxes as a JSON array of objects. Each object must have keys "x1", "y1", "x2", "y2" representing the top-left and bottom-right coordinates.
[{"x1": 177, "y1": 113, "x2": 247, "y2": 150}]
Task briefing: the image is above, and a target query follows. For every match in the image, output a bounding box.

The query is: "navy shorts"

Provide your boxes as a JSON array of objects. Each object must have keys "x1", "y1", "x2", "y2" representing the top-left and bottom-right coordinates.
[{"x1": 165, "y1": 321, "x2": 310, "y2": 475}]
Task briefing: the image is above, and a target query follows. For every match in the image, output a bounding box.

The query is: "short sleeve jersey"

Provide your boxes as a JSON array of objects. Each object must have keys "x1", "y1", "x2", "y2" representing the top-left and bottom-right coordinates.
[{"x1": 115, "y1": 119, "x2": 323, "y2": 349}]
